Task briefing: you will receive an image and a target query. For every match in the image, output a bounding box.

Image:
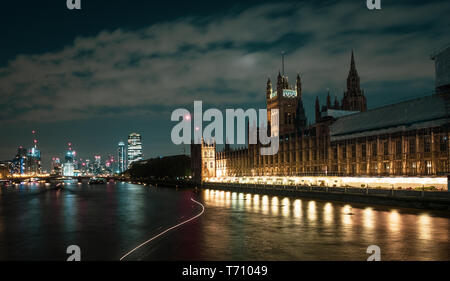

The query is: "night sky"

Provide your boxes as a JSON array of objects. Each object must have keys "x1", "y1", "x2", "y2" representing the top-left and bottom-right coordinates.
[{"x1": 1, "y1": 0, "x2": 449, "y2": 170}]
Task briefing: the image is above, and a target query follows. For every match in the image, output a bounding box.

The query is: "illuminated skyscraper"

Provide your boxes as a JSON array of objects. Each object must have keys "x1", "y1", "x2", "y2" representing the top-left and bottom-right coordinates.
[
  {"x1": 12, "y1": 146, "x2": 27, "y2": 174},
  {"x1": 65, "y1": 142, "x2": 75, "y2": 163},
  {"x1": 105, "y1": 154, "x2": 114, "y2": 175},
  {"x1": 118, "y1": 141, "x2": 126, "y2": 173},
  {"x1": 127, "y1": 133, "x2": 143, "y2": 168},
  {"x1": 63, "y1": 142, "x2": 75, "y2": 177},
  {"x1": 27, "y1": 130, "x2": 41, "y2": 174},
  {"x1": 94, "y1": 155, "x2": 102, "y2": 175},
  {"x1": 51, "y1": 157, "x2": 62, "y2": 175},
  {"x1": 85, "y1": 159, "x2": 92, "y2": 175}
]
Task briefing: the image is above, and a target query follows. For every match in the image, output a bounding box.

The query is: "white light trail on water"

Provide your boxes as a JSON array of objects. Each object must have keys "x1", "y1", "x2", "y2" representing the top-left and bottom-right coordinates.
[{"x1": 120, "y1": 198, "x2": 205, "y2": 261}]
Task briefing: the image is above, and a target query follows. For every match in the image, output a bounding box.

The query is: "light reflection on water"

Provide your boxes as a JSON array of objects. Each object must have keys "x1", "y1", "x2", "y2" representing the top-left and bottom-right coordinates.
[
  {"x1": 271, "y1": 196, "x2": 279, "y2": 215},
  {"x1": 418, "y1": 214, "x2": 431, "y2": 240},
  {"x1": 282, "y1": 198, "x2": 290, "y2": 217},
  {"x1": 262, "y1": 195, "x2": 269, "y2": 215},
  {"x1": 307, "y1": 201, "x2": 316, "y2": 222},
  {"x1": 293, "y1": 199, "x2": 302, "y2": 219},
  {"x1": 324, "y1": 203, "x2": 333, "y2": 226},
  {"x1": 201, "y1": 188, "x2": 450, "y2": 261}
]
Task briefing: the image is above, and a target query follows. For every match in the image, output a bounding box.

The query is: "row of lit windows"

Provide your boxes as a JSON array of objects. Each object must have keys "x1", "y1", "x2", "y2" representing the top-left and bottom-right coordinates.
[
  {"x1": 333, "y1": 136, "x2": 448, "y2": 159},
  {"x1": 208, "y1": 135, "x2": 449, "y2": 170},
  {"x1": 222, "y1": 159, "x2": 448, "y2": 176}
]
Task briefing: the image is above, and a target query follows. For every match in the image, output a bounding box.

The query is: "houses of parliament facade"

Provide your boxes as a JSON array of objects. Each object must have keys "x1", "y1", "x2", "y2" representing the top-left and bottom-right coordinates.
[{"x1": 191, "y1": 49, "x2": 450, "y2": 182}]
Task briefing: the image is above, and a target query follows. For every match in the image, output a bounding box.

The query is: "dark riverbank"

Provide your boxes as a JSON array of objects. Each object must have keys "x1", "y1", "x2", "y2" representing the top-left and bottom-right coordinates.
[
  {"x1": 127, "y1": 178, "x2": 196, "y2": 189},
  {"x1": 201, "y1": 182, "x2": 450, "y2": 212}
]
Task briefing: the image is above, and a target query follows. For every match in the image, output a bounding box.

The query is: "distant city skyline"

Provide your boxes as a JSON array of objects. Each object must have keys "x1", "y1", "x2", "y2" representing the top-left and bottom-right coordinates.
[{"x1": 2, "y1": 130, "x2": 154, "y2": 172}]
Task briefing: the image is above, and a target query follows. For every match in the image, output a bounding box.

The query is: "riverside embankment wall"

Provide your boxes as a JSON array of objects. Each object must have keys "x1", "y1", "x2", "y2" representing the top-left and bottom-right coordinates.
[{"x1": 201, "y1": 182, "x2": 450, "y2": 211}]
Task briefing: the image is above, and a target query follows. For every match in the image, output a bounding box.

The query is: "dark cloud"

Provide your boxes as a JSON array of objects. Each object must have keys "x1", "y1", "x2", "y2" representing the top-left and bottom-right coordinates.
[{"x1": 0, "y1": 1, "x2": 447, "y2": 124}]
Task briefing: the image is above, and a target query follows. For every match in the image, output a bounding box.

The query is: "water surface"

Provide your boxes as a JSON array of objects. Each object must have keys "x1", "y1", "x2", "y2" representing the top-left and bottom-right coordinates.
[{"x1": 0, "y1": 182, "x2": 448, "y2": 260}]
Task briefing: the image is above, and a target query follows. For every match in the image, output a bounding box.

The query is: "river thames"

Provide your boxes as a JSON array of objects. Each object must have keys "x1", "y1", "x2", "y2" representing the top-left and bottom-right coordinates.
[{"x1": 0, "y1": 181, "x2": 449, "y2": 260}]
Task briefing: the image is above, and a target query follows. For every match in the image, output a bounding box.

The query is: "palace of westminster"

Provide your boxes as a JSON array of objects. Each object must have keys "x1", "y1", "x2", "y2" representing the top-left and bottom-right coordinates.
[{"x1": 191, "y1": 48, "x2": 450, "y2": 182}]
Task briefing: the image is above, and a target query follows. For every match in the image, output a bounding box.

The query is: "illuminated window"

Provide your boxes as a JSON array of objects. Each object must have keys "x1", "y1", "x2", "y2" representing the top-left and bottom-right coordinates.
[
  {"x1": 424, "y1": 136, "x2": 431, "y2": 153},
  {"x1": 370, "y1": 162, "x2": 378, "y2": 174},
  {"x1": 437, "y1": 160, "x2": 448, "y2": 173},
  {"x1": 409, "y1": 138, "x2": 416, "y2": 154},
  {"x1": 383, "y1": 162, "x2": 390, "y2": 173},
  {"x1": 425, "y1": 161, "x2": 432, "y2": 175},
  {"x1": 440, "y1": 136, "x2": 448, "y2": 152},
  {"x1": 396, "y1": 140, "x2": 402, "y2": 155},
  {"x1": 282, "y1": 89, "x2": 297, "y2": 97},
  {"x1": 360, "y1": 163, "x2": 367, "y2": 173},
  {"x1": 395, "y1": 162, "x2": 402, "y2": 174},
  {"x1": 361, "y1": 144, "x2": 366, "y2": 158},
  {"x1": 408, "y1": 161, "x2": 417, "y2": 174}
]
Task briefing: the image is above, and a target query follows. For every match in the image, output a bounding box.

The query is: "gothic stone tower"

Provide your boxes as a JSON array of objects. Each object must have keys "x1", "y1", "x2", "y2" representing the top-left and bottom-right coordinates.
[
  {"x1": 341, "y1": 50, "x2": 367, "y2": 112},
  {"x1": 190, "y1": 138, "x2": 216, "y2": 182},
  {"x1": 266, "y1": 68, "x2": 307, "y2": 137}
]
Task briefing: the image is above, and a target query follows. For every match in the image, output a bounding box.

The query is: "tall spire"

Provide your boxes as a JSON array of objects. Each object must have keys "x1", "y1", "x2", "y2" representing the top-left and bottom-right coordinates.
[
  {"x1": 295, "y1": 97, "x2": 307, "y2": 132},
  {"x1": 266, "y1": 77, "x2": 272, "y2": 100},
  {"x1": 350, "y1": 49, "x2": 356, "y2": 71},
  {"x1": 334, "y1": 96, "x2": 340, "y2": 109},
  {"x1": 296, "y1": 73, "x2": 302, "y2": 100},
  {"x1": 32, "y1": 130, "x2": 38, "y2": 148},
  {"x1": 342, "y1": 50, "x2": 367, "y2": 112},
  {"x1": 315, "y1": 96, "x2": 321, "y2": 123},
  {"x1": 326, "y1": 90, "x2": 331, "y2": 108},
  {"x1": 281, "y1": 51, "x2": 285, "y2": 77}
]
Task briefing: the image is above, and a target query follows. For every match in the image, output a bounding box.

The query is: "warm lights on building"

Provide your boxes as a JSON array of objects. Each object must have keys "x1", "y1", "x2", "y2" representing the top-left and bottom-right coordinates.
[{"x1": 205, "y1": 175, "x2": 448, "y2": 190}]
